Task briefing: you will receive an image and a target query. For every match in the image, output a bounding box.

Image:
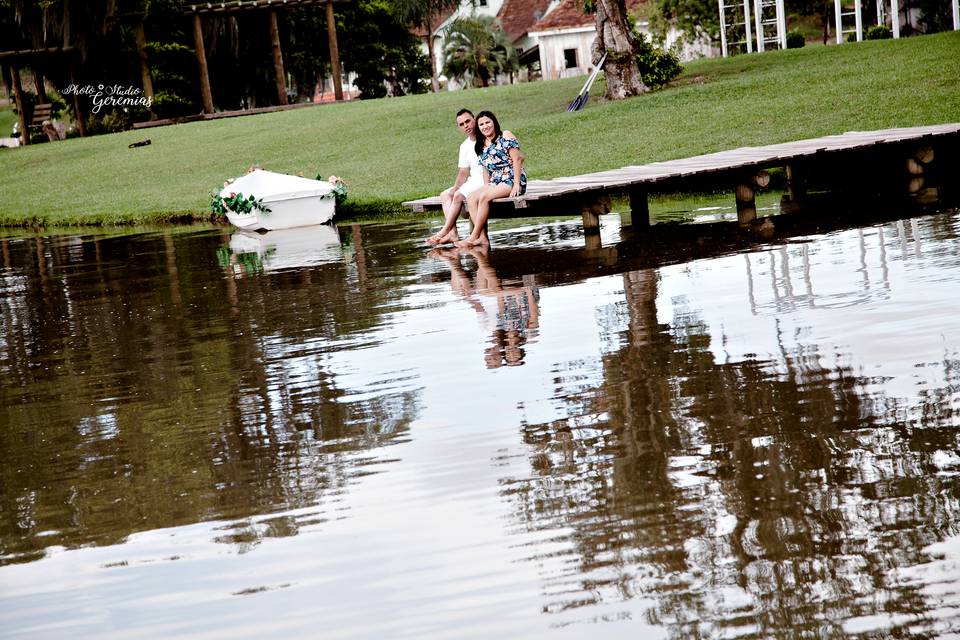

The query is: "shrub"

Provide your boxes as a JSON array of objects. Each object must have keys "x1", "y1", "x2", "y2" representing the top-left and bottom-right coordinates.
[
  {"x1": 786, "y1": 30, "x2": 806, "y2": 48},
  {"x1": 635, "y1": 32, "x2": 683, "y2": 88},
  {"x1": 865, "y1": 24, "x2": 893, "y2": 39}
]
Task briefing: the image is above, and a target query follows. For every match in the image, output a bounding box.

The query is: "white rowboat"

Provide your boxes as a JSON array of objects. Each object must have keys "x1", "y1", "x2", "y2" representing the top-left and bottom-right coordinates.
[{"x1": 221, "y1": 169, "x2": 336, "y2": 231}]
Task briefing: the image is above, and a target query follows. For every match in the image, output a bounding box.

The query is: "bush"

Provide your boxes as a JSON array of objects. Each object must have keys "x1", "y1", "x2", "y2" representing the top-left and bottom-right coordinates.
[
  {"x1": 635, "y1": 32, "x2": 683, "y2": 88},
  {"x1": 786, "y1": 30, "x2": 806, "y2": 48},
  {"x1": 865, "y1": 24, "x2": 893, "y2": 39}
]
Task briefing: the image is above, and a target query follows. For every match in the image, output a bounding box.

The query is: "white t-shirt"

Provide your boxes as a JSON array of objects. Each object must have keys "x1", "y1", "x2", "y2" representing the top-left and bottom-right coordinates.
[{"x1": 458, "y1": 138, "x2": 483, "y2": 182}]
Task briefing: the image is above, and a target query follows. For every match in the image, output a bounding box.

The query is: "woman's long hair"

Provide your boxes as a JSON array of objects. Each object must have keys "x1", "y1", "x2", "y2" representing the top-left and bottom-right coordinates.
[{"x1": 474, "y1": 110, "x2": 502, "y2": 156}]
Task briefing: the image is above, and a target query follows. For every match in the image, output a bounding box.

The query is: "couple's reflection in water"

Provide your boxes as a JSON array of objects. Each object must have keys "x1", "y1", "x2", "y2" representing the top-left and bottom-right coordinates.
[{"x1": 429, "y1": 246, "x2": 540, "y2": 368}]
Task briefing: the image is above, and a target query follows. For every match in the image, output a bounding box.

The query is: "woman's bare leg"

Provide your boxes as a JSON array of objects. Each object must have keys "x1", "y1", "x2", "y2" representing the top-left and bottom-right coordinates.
[{"x1": 456, "y1": 184, "x2": 511, "y2": 247}]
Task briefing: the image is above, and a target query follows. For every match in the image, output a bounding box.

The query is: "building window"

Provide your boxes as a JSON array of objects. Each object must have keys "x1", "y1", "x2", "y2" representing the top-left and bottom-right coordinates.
[
  {"x1": 563, "y1": 48, "x2": 578, "y2": 69},
  {"x1": 478, "y1": 0, "x2": 487, "y2": 5}
]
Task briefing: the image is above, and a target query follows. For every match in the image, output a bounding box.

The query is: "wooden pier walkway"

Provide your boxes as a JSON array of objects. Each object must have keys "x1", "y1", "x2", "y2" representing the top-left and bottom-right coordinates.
[{"x1": 403, "y1": 123, "x2": 960, "y2": 230}]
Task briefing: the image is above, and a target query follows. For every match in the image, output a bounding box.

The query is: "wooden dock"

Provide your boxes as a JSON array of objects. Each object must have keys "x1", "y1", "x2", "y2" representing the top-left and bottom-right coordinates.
[{"x1": 402, "y1": 123, "x2": 960, "y2": 230}]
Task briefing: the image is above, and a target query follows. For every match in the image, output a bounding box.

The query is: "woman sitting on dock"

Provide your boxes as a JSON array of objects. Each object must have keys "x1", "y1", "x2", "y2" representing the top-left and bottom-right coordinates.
[{"x1": 456, "y1": 111, "x2": 527, "y2": 248}]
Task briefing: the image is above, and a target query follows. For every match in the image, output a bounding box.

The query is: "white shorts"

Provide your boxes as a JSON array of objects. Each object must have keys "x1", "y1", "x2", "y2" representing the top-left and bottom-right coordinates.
[{"x1": 456, "y1": 177, "x2": 484, "y2": 198}]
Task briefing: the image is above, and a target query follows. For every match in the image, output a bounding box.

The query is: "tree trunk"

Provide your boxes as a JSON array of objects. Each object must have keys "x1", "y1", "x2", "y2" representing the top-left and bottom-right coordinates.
[
  {"x1": 325, "y1": 2, "x2": 343, "y2": 101},
  {"x1": 592, "y1": 0, "x2": 648, "y2": 100},
  {"x1": 269, "y1": 10, "x2": 288, "y2": 105},
  {"x1": 427, "y1": 32, "x2": 439, "y2": 92}
]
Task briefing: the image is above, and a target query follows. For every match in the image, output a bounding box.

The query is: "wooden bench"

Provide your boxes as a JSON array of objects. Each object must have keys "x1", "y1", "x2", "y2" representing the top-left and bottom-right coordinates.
[{"x1": 28, "y1": 103, "x2": 53, "y2": 130}]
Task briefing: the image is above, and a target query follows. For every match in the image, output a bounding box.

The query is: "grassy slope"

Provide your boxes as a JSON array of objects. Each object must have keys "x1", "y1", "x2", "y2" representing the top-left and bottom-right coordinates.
[
  {"x1": 0, "y1": 32, "x2": 957, "y2": 226},
  {"x1": 0, "y1": 105, "x2": 15, "y2": 138}
]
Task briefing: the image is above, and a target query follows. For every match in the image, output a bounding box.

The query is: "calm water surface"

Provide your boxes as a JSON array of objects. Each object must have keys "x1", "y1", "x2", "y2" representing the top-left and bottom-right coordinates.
[{"x1": 2, "y1": 206, "x2": 960, "y2": 638}]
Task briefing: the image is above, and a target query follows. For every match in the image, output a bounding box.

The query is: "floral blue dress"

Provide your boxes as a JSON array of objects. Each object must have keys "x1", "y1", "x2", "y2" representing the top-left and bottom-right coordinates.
[{"x1": 479, "y1": 136, "x2": 527, "y2": 194}]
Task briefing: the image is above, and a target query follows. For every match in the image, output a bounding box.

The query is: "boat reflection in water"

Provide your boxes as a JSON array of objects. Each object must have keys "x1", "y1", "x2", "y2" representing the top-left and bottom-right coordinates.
[{"x1": 223, "y1": 224, "x2": 343, "y2": 275}]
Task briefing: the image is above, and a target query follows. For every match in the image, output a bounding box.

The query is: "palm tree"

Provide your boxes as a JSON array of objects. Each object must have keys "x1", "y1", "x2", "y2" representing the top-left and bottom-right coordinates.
[
  {"x1": 441, "y1": 15, "x2": 518, "y2": 88},
  {"x1": 394, "y1": 0, "x2": 462, "y2": 92}
]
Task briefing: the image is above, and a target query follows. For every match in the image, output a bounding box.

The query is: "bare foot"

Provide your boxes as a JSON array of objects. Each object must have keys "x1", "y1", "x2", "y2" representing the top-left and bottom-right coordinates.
[
  {"x1": 455, "y1": 236, "x2": 489, "y2": 248},
  {"x1": 439, "y1": 229, "x2": 460, "y2": 244},
  {"x1": 426, "y1": 232, "x2": 446, "y2": 245}
]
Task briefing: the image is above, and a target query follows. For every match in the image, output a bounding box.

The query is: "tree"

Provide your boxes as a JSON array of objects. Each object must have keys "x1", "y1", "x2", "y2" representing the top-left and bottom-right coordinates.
[
  {"x1": 441, "y1": 16, "x2": 518, "y2": 88},
  {"x1": 393, "y1": 0, "x2": 462, "y2": 92},
  {"x1": 339, "y1": 0, "x2": 431, "y2": 98},
  {"x1": 589, "y1": 0, "x2": 649, "y2": 100},
  {"x1": 652, "y1": 0, "x2": 721, "y2": 45}
]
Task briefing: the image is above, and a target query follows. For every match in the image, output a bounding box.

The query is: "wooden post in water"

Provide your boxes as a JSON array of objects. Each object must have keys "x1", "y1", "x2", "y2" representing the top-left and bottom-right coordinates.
[
  {"x1": 582, "y1": 207, "x2": 601, "y2": 232},
  {"x1": 580, "y1": 195, "x2": 610, "y2": 235},
  {"x1": 269, "y1": 10, "x2": 288, "y2": 105},
  {"x1": 629, "y1": 188, "x2": 650, "y2": 228},
  {"x1": 786, "y1": 163, "x2": 807, "y2": 204},
  {"x1": 192, "y1": 13, "x2": 214, "y2": 114},
  {"x1": 906, "y1": 145, "x2": 935, "y2": 194},
  {"x1": 736, "y1": 171, "x2": 770, "y2": 225}
]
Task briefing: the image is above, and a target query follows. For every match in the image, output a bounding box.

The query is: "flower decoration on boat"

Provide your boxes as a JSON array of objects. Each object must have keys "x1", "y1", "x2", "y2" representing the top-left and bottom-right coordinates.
[
  {"x1": 320, "y1": 174, "x2": 349, "y2": 205},
  {"x1": 210, "y1": 178, "x2": 272, "y2": 218}
]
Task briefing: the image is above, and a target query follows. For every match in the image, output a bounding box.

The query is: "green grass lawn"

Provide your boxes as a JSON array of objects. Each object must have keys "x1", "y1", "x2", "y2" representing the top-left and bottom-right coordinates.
[
  {"x1": 0, "y1": 31, "x2": 958, "y2": 227},
  {"x1": 0, "y1": 103, "x2": 15, "y2": 139}
]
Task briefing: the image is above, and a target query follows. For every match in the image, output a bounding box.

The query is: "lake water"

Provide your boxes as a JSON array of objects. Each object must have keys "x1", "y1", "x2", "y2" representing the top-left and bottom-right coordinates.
[{"x1": 3, "y1": 204, "x2": 960, "y2": 638}]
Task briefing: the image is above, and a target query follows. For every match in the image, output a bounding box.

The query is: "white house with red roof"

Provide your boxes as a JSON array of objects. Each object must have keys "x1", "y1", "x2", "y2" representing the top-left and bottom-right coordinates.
[
  {"x1": 421, "y1": 0, "x2": 712, "y2": 89},
  {"x1": 528, "y1": 0, "x2": 711, "y2": 81}
]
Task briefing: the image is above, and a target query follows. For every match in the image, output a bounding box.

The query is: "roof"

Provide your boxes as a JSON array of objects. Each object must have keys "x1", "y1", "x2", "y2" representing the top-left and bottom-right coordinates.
[
  {"x1": 530, "y1": 0, "x2": 646, "y2": 33},
  {"x1": 411, "y1": 6, "x2": 459, "y2": 38},
  {"x1": 497, "y1": 0, "x2": 554, "y2": 43}
]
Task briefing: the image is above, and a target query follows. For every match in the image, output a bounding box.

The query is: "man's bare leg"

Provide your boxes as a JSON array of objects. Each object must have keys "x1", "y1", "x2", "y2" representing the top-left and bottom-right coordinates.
[{"x1": 428, "y1": 188, "x2": 464, "y2": 245}]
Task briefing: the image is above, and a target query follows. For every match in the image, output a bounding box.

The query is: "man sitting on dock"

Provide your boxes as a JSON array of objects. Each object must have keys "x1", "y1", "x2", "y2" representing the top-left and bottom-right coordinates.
[{"x1": 427, "y1": 109, "x2": 484, "y2": 245}]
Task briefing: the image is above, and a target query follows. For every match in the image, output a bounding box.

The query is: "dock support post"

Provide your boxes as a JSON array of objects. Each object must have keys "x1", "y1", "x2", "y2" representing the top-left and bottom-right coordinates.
[
  {"x1": 630, "y1": 187, "x2": 650, "y2": 229},
  {"x1": 580, "y1": 195, "x2": 609, "y2": 233},
  {"x1": 736, "y1": 183, "x2": 756, "y2": 225},
  {"x1": 582, "y1": 209, "x2": 601, "y2": 231},
  {"x1": 629, "y1": 188, "x2": 650, "y2": 228},
  {"x1": 907, "y1": 145, "x2": 935, "y2": 192},
  {"x1": 786, "y1": 163, "x2": 807, "y2": 204},
  {"x1": 736, "y1": 171, "x2": 770, "y2": 226}
]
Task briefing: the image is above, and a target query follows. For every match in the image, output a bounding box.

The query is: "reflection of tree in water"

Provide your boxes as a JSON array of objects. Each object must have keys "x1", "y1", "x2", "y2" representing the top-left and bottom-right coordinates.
[
  {"x1": 0, "y1": 227, "x2": 419, "y2": 564},
  {"x1": 502, "y1": 267, "x2": 960, "y2": 636}
]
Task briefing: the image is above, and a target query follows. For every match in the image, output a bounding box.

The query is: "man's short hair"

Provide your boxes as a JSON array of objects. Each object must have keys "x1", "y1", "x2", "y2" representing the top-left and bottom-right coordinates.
[{"x1": 456, "y1": 108, "x2": 474, "y2": 118}]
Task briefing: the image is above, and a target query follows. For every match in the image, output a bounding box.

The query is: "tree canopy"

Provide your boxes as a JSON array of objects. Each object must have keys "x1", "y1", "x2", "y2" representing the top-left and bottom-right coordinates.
[
  {"x1": 0, "y1": 0, "x2": 431, "y2": 133},
  {"x1": 441, "y1": 15, "x2": 518, "y2": 88}
]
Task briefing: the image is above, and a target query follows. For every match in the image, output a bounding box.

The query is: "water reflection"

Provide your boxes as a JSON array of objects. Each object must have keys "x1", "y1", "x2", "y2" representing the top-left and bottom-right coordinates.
[
  {"x1": 0, "y1": 226, "x2": 417, "y2": 567},
  {"x1": 224, "y1": 225, "x2": 343, "y2": 275},
  {"x1": 2, "y1": 206, "x2": 960, "y2": 638},
  {"x1": 428, "y1": 246, "x2": 540, "y2": 368}
]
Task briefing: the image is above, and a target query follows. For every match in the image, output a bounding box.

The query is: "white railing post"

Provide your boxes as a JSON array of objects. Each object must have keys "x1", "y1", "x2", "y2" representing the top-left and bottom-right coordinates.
[
  {"x1": 835, "y1": 0, "x2": 843, "y2": 43},
  {"x1": 744, "y1": 0, "x2": 754, "y2": 52},
  {"x1": 953, "y1": 0, "x2": 959, "y2": 30},
  {"x1": 777, "y1": 0, "x2": 787, "y2": 48},
  {"x1": 718, "y1": 0, "x2": 729, "y2": 57},
  {"x1": 891, "y1": 0, "x2": 900, "y2": 38},
  {"x1": 754, "y1": 0, "x2": 764, "y2": 51},
  {"x1": 854, "y1": 0, "x2": 863, "y2": 40}
]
